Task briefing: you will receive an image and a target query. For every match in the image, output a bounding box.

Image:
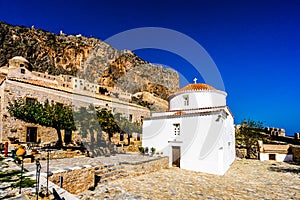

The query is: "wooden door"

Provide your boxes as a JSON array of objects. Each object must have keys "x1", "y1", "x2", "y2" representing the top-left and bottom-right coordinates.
[
  {"x1": 172, "y1": 146, "x2": 181, "y2": 168},
  {"x1": 26, "y1": 127, "x2": 37, "y2": 143}
]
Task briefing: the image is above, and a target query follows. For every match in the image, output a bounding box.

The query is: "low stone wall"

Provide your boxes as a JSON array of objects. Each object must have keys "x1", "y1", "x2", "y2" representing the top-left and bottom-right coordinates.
[
  {"x1": 122, "y1": 156, "x2": 169, "y2": 176},
  {"x1": 48, "y1": 166, "x2": 95, "y2": 194},
  {"x1": 291, "y1": 145, "x2": 300, "y2": 162},
  {"x1": 34, "y1": 150, "x2": 84, "y2": 160}
]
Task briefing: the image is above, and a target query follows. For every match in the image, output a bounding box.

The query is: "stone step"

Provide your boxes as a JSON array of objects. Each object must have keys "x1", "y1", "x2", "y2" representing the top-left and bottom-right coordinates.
[
  {"x1": 95, "y1": 165, "x2": 124, "y2": 175},
  {"x1": 98, "y1": 172, "x2": 129, "y2": 184},
  {"x1": 97, "y1": 169, "x2": 126, "y2": 179}
]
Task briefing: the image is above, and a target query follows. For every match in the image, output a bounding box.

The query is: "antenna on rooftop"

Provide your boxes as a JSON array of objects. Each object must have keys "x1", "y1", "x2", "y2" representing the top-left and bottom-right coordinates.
[{"x1": 193, "y1": 78, "x2": 197, "y2": 84}]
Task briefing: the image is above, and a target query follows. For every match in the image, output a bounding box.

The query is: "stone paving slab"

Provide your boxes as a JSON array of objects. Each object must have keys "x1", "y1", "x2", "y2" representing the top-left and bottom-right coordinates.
[{"x1": 79, "y1": 159, "x2": 300, "y2": 200}]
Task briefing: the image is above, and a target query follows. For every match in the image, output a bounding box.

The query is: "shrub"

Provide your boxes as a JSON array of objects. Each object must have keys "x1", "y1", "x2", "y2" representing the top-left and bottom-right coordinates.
[
  {"x1": 138, "y1": 146, "x2": 144, "y2": 154},
  {"x1": 151, "y1": 147, "x2": 156, "y2": 154}
]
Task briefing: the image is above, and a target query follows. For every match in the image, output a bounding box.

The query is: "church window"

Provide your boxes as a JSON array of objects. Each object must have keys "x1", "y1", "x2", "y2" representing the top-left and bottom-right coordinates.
[
  {"x1": 183, "y1": 95, "x2": 189, "y2": 106},
  {"x1": 20, "y1": 68, "x2": 25, "y2": 74},
  {"x1": 173, "y1": 123, "x2": 180, "y2": 136}
]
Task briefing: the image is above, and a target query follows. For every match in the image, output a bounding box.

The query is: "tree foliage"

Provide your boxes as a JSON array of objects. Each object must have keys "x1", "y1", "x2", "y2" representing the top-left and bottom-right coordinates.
[
  {"x1": 73, "y1": 105, "x2": 100, "y2": 140},
  {"x1": 236, "y1": 119, "x2": 270, "y2": 158},
  {"x1": 114, "y1": 113, "x2": 142, "y2": 145},
  {"x1": 96, "y1": 108, "x2": 120, "y2": 141},
  {"x1": 7, "y1": 98, "x2": 76, "y2": 147}
]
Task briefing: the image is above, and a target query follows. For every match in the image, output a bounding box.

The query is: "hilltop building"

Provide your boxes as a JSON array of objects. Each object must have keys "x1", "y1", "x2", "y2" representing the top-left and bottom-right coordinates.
[
  {"x1": 142, "y1": 82, "x2": 235, "y2": 175},
  {"x1": 0, "y1": 56, "x2": 149, "y2": 144}
]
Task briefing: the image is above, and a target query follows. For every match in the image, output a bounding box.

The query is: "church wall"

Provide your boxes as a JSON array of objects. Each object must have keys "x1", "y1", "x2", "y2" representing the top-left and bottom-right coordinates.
[{"x1": 143, "y1": 110, "x2": 235, "y2": 175}]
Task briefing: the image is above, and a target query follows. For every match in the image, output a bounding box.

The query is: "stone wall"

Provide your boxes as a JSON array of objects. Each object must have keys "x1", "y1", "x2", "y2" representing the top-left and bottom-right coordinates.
[
  {"x1": 291, "y1": 145, "x2": 300, "y2": 162},
  {"x1": 122, "y1": 156, "x2": 169, "y2": 176},
  {"x1": 48, "y1": 166, "x2": 95, "y2": 194},
  {"x1": 34, "y1": 150, "x2": 84, "y2": 160}
]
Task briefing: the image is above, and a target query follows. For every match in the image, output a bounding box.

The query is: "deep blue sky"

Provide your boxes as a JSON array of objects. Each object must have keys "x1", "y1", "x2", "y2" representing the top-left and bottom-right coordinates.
[{"x1": 1, "y1": 0, "x2": 299, "y2": 135}]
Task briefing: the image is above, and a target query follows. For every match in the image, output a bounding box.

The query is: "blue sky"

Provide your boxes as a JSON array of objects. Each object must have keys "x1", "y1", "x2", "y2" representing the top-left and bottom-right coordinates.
[{"x1": 1, "y1": 0, "x2": 299, "y2": 135}]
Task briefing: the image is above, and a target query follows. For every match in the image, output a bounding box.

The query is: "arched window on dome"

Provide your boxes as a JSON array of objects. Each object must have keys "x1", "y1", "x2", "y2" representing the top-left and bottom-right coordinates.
[{"x1": 183, "y1": 95, "x2": 189, "y2": 106}]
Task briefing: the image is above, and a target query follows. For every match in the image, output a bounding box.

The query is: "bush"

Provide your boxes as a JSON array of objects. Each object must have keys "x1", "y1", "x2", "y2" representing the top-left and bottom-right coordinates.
[
  {"x1": 151, "y1": 147, "x2": 156, "y2": 154},
  {"x1": 138, "y1": 146, "x2": 144, "y2": 154}
]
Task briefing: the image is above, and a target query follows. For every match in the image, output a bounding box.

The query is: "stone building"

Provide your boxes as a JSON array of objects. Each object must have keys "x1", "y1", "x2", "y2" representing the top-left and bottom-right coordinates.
[
  {"x1": 142, "y1": 83, "x2": 235, "y2": 175},
  {"x1": 0, "y1": 56, "x2": 150, "y2": 144}
]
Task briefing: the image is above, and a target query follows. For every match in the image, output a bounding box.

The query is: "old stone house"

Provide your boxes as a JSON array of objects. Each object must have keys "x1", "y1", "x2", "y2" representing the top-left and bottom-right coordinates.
[{"x1": 0, "y1": 56, "x2": 149, "y2": 145}]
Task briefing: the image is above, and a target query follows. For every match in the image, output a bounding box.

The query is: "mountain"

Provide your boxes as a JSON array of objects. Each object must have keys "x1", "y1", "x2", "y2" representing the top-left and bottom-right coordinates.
[{"x1": 0, "y1": 22, "x2": 179, "y2": 110}]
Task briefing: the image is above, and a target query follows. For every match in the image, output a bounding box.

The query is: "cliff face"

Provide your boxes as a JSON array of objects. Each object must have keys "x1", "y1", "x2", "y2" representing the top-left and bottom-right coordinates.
[{"x1": 0, "y1": 22, "x2": 179, "y2": 109}]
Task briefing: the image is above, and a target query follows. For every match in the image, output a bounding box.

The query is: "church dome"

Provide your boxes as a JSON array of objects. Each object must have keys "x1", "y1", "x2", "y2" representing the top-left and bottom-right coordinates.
[
  {"x1": 168, "y1": 83, "x2": 226, "y2": 111},
  {"x1": 178, "y1": 83, "x2": 216, "y2": 92}
]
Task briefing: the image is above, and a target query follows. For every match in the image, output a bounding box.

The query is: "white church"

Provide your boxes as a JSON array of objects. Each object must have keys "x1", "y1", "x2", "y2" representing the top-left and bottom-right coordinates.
[{"x1": 142, "y1": 80, "x2": 235, "y2": 175}]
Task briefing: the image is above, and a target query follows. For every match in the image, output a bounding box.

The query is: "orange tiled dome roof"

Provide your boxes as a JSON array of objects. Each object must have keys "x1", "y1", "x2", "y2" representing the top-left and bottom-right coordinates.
[{"x1": 178, "y1": 83, "x2": 216, "y2": 92}]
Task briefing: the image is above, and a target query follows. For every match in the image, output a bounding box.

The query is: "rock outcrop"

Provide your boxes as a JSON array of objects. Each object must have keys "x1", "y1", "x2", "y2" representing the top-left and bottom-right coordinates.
[{"x1": 0, "y1": 22, "x2": 179, "y2": 109}]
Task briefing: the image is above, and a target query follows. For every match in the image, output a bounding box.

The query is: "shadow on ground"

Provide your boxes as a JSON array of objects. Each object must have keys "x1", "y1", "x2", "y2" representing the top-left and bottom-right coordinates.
[{"x1": 268, "y1": 162, "x2": 300, "y2": 174}]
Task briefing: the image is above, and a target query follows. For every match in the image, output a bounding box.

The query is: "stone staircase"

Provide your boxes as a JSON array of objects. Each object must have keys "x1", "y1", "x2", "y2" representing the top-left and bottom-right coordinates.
[{"x1": 94, "y1": 164, "x2": 129, "y2": 186}]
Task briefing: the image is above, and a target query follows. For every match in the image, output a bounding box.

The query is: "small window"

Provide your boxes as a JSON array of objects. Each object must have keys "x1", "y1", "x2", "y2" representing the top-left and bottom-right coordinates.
[
  {"x1": 269, "y1": 154, "x2": 276, "y2": 160},
  {"x1": 20, "y1": 68, "x2": 25, "y2": 74},
  {"x1": 20, "y1": 64, "x2": 24, "y2": 67},
  {"x1": 173, "y1": 123, "x2": 180, "y2": 136},
  {"x1": 129, "y1": 114, "x2": 133, "y2": 122},
  {"x1": 183, "y1": 95, "x2": 189, "y2": 106}
]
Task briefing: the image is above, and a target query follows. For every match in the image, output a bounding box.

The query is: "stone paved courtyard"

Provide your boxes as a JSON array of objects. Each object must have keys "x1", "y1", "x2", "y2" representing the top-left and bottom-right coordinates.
[{"x1": 79, "y1": 159, "x2": 300, "y2": 200}]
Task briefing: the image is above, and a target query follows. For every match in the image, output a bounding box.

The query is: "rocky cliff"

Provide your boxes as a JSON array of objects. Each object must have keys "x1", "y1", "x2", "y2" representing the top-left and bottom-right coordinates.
[{"x1": 0, "y1": 22, "x2": 179, "y2": 110}]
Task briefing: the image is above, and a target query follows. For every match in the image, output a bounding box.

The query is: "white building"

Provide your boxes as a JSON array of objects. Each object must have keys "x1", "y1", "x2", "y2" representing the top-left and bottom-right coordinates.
[
  {"x1": 258, "y1": 141, "x2": 293, "y2": 162},
  {"x1": 142, "y1": 83, "x2": 235, "y2": 175}
]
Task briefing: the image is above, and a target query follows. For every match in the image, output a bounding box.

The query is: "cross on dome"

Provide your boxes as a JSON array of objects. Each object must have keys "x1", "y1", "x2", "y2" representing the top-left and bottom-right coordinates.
[{"x1": 193, "y1": 78, "x2": 197, "y2": 84}]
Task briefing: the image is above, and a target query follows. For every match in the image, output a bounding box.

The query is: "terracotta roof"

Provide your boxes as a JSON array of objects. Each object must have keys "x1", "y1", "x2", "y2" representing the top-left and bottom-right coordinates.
[
  {"x1": 263, "y1": 144, "x2": 290, "y2": 153},
  {"x1": 172, "y1": 111, "x2": 186, "y2": 116},
  {"x1": 178, "y1": 83, "x2": 216, "y2": 92}
]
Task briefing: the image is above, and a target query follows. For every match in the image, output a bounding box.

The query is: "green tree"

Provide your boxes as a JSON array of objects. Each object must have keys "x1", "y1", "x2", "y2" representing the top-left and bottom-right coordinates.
[
  {"x1": 73, "y1": 104, "x2": 102, "y2": 144},
  {"x1": 236, "y1": 119, "x2": 270, "y2": 158},
  {"x1": 114, "y1": 113, "x2": 142, "y2": 145},
  {"x1": 96, "y1": 108, "x2": 120, "y2": 141},
  {"x1": 7, "y1": 98, "x2": 76, "y2": 147}
]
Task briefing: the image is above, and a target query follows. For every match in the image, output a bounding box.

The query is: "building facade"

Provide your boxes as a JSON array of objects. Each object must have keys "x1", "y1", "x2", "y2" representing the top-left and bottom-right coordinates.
[
  {"x1": 0, "y1": 56, "x2": 150, "y2": 144},
  {"x1": 142, "y1": 83, "x2": 235, "y2": 175}
]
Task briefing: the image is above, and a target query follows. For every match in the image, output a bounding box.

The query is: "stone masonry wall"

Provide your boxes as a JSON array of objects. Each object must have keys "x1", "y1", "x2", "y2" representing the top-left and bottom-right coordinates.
[
  {"x1": 48, "y1": 166, "x2": 95, "y2": 194},
  {"x1": 122, "y1": 156, "x2": 169, "y2": 176},
  {"x1": 291, "y1": 145, "x2": 300, "y2": 162}
]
